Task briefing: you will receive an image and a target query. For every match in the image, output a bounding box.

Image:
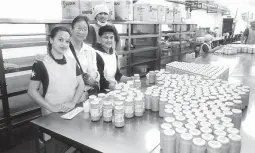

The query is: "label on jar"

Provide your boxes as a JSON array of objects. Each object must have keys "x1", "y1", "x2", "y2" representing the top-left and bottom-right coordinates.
[
  {"x1": 135, "y1": 105, "x2": 143, "y2": 113},
  {"x1": 90, "y1": 108, "x2": 100, "y2": 117},
  {"x1": 103, "y1": 108, "x2": 112, "y2": 118},
  {"x1": 115, "y1": 114, "x2": 124, "y2": 123},
  {"x1": 125, "y1": 106, "x2": 134, "y2": 114}
]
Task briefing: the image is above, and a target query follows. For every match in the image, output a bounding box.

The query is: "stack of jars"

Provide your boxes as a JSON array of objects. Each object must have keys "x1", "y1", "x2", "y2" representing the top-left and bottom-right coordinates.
[
  {"x1": 215, "y1": 44, "x2": 255, "y2": 55},
  {"x1": 86, "y1": 82, "x2": 146, "y2": 128},
  {"x1": 165, "y1": 61, "x2": 229, "y2": 80}
]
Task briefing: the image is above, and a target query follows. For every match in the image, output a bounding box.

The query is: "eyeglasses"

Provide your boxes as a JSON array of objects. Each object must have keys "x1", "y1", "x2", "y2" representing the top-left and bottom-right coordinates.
[{"x1": 74, "y1": 26, "x2": 88, "y2": 32}]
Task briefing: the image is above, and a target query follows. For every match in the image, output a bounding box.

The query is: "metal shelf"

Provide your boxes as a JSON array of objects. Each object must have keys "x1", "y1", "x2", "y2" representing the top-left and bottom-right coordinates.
[
  {"x1": 131, "y1": 58, "x2": 158, "y2": 67},
  {"x1": 120, "y1": 34, "x2": 159, "y2": 39},
  {"x1": 119, "y1": 46, "x2": 158, "y2": 55},
  {"x1": 161, "y1": 33, "x2": 181, "y2": 36}
]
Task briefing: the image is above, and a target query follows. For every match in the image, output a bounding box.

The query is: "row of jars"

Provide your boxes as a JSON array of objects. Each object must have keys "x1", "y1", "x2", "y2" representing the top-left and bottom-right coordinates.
[{"x1": 215, "y1": 44, "x2": 255, "y2": 55}]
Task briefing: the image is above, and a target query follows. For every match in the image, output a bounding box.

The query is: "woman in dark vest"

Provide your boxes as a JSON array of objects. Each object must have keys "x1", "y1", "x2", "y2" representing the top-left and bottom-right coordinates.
[{"x1": 94, "y1": 25, "x2": 132, "y2": 93}]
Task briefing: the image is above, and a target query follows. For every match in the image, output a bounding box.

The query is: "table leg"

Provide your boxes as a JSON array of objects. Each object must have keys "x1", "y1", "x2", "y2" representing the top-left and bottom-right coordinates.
[{"x1": 35, "y1": 126, "x2": 46, "y2": 153}]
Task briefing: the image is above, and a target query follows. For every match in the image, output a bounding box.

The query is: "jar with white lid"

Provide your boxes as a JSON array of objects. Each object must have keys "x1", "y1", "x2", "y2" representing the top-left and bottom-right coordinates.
[
  {"x1": 217, "y1": 136, "x2": 230, "y2": 153},
  {"x1": 114, "y1": 106, "x2": 125, "y2": 128},
  {"x1": 165, "y1": 104, "x2": 174, "y2": 109},
  {"x1": 207, "y1": 141, "x2": 222, "y2": 153},
  {"x1": 212, "y1": 109, "x2": 221, "y2": 114},
  {"x1": 125, "y1": 98, "x2": 134, "y2": 118},
  {"x1": 214, "y1": 124, "x2": 226, "y2": 131},
  {"x1": 221, "y1": 117, "x2": 232, "y2": 123},
  {"x1": 214, "y1": 130, "x2": 227, "y2": 137},
  {"x1": 176, "y1": 115, "x2": 186, "y2": 124},
  {"x1": 145, "y1": 91, "x2": 152, "y2": 110},
  {"x1": 173, "y1": 121, "x2": 184, "y2": 130},
  {"x1": 149, "y1": 71, "x2": 156, "y2": 84},
  {"x1": 183, "y1": 109, "x2": 192, "y2": 115},
  {"x1": 200, "y1": 121, "x2": 211, "y2": 128},
  {"x1": 225, "y1": 102, "x2": 234, "y2": 110},
  {"x1": 185, "y1": 114, "x2": 196, "y2": 120},
  {"x1": 160, "y1": 123, "x2": 172, "y2": 148},
  {"x1": 188, "y1": 118, "x2": 198, "y2": 125},
  {"x1": 189, "y1": 129, "x2": 201, "y2": 138},
  {"x1": 163, "y1": 129, "x2": 176, "y2": 153},
  {"x1": 176, "y1": 127, "x2": 188, "y2": 153},
  {"x1": 223, "y1": 110, "x2": 233, "y2": 119},
  {"x1": 173, "y1": 111, "x2": 183, "y2": 117},
  {"x1": 90, "y1": 101, "x2": 101, "y2": 122},
  {"x1": 174, "y1": 107, "x2": 183, "y2": 113},
  {"x1": 164, "y1": 109, "x2": 174, "y2": 118},
  {"x1": 159, "y1": 98, "x2": 168, "y2": 117},
  {"x1": 200, "y1": 127, "x2": 213, "y2": 134},
  {"x1": 197, "y1": 116, "x2": 208, "y2": 122},
  {"x1": 228, "y1": 134, "x2": 241, "y2": 153},
  {"x1": 233, "y1": 100, "x2": 242, "y2": 110},
  {"x1": 215, "y1": 112, "x2": 225, "y2": 119},
  {"x1": 191, "y1": 138, "x2": 206, "y2": 153},
  {"x1": 185, "y1": 123, "x2": 196, "y2": 130},
  {"x1": 164, "y1": 117, "x2": 175, "y2": 124},
  {"x1": 222, "y1": 122, "x2": 234, "y2": 129},
  {"x1": 103, "y1": 101, "x2": 113, "y2": 122},
  {"x1": 201, "y1": 133, "x2": 214, "y2": 144},
  {"x1": 179, "y1": 133, "x2": 193, "y2": 153},
  {"x1": 232, "y1": 109, "x2": 242, "y2": 129},
  {"x1": 151, "y1": 93, "x2": 160, "y2": 112},
  {"x1": 134, "y1": 97, "x2": 143, "y2": 117},
  {"x1": 227, "y1": 127, "x2": 240, "y2": 135}
]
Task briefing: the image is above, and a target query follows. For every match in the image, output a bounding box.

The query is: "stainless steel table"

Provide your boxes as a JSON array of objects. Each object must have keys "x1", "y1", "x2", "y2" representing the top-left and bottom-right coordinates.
[{"x1": 31, "y1": 110, "x2": 163, "y2": 153}]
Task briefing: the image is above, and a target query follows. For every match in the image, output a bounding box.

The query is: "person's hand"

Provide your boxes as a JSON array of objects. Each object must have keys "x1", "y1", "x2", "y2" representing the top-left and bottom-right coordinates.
[
  {"x1": 48, "y1": 105, "x2": 62, "y2": 113},
  {"x1": 34, "y1": 54, "x2": 46, "y2": 62},
  {"x1": 108, "y1": 82, "x2": 116, "y2": 90},
  {"x1": 60, "y1": 103, "x2": 75, "y2": 112}
]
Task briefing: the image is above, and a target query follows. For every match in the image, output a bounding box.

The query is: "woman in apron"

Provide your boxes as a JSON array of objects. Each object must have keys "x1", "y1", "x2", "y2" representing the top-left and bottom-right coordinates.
[
  {"x1": 86, "y1": 4, "x2": 121, "y2": 52},
  {"x1": 200, "y1": 35, "x2": 223, "y2": 57},
  {"x1": 28, "y1": 26, "x2": 84, "y2": 153},
  {"x1": 94, "y1": 25, "x2": 132, "y2": 93},
  {"x1": 242, "y1": 19, "x2": 255, "y2": 44},
  {"x1": 35, "y1": 16, "x2": 100, "y2": 97}
]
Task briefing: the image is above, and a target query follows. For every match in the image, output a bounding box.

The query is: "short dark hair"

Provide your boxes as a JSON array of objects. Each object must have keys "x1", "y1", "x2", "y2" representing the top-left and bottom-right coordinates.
[
  {"x1": 71, "y1": 15, "x2": 90, "y2": 30},
  {"x1": 98, "y1": 25, "x2": 115, "y2": 36}
]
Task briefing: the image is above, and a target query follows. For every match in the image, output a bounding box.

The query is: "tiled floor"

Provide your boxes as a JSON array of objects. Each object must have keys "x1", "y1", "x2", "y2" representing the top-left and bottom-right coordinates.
[{"x1": 3, "y1": 54, "x2": 255, "y2": 153}]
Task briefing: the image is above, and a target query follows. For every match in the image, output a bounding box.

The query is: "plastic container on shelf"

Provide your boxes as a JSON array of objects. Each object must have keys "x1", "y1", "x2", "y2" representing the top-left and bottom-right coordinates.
[
  {"x1": 90, "y1": 101, "x2": 101, "y2": 122},
  {"x1": 227, "y1": 127, "x2": 240, "y2": 135},
  {"x1": 125, "y1": 98, "x2": 134, "y2": 118},
  {"x1": 176, "y1": 127, "x2": 188, "y2": 153},
  {"x1": 160, "y1": 123, "x2": 172, "y2": 148},
  {"x1": 214, "y1": 130, "x2": 227, "y2": 137},
  {"x1": 217, "y1": 136, "x2": 230, "y2": 153},
  {"x1": 163, "y1": 129, "x2": 176, "y2": 153},
  {"x1": 103, "y1": 101, "x2": 113, "y2": 122},
  {"x1": 151, "y1": 93, "x2": 160, "y2": 112},
  {"x1": 159, "y1": 98, "x2": 168, "y2": 117},
  {"x1": 228, "y1": 134, "x2": 241, "y2": 153},
  {"x1": 232, "y1": 109, "x2": 242, "y2": 129},
  {"x1": 114, "y1": 106, "x2": 125, "y2": 128},
  {"x1": 191, "y1": 138, "x2": 206, "y2": 153},
  {"x1": 179, "y1": 133, "x2": 193, "y2": 153},
  {"x1": 207, "y1": 141, "x2": 222, "y2": 153}
]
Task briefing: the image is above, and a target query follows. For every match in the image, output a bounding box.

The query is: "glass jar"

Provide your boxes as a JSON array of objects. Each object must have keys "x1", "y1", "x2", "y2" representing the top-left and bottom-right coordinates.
[
  {"x1": 160, "y1": 123, "x2": 172, "y2": 149},
  {"x1": 159, "y1": 98, "x2": 168, "y2": 117},
  {"x1": 145, "y1": 91, "x2": 152, "y2": 110},
  {"x1": 134, "y1": 97, "x2": 143, "y2": 117},
  {"x1": 114, "y1": 106, "x2": 125, "y2": 128},
  {"x1": 191, "y1": 138, "x2": 206, "y2": 153},
  {"x1": 149, "y1": 71, "x2": 156, "y2": 84},
  {"x1": 125, "y1": 98, "x2": 134, "y2": 118},
  {"x1": 217, "y1": 136, "x2": 230, "y2": 153},
  {"x1": 207, "y1": 141, "x2": 222, "y2": 153},
  {"x1": 103, "y1": 101, "x2": 113, "y2": 122},
  {"x1": 151, "y1": 93, "x2": 159, "y2": 112},
  {"x1": 90, "y1": 101, "x2": 100, "y2": 122},
  {"x1": 162, "y1": 129, "x2": 176, "y2": 153}
]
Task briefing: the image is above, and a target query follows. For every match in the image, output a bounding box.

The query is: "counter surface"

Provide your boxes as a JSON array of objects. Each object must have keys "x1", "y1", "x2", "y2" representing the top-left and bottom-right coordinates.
[{"x1": 32, "y1": 110, "x2": 163, "y2": 153}]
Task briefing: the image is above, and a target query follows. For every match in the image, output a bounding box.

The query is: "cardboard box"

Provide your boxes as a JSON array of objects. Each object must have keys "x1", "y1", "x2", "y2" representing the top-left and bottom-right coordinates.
[
  {"x1": 133, "y1": 4, "x2": 150, "y2": 21},
  {"x1": 80, "y1": 0, "x2": 94, "y2": 20},
  {"x1": 157, "y1": 5, "x2": 166, "y2": 22},
  {"x1": 80, "y1": 0, "x2": 115, "y2": 21},
  {"x1": 133, "y1": 4, "x2": 158, "y2": 22},
  {"x1": 174, "y1": 7, "x2": 182, "y2": 23},
  {"x1": 114, "y1": 0, "x2": 133, "y2": 21},
  {"x1": 61, "y1": 0, "x2": 80, "y2": 19},
  {"x1": 165, "y1": 7, "x2": 174, "y2": 23}
]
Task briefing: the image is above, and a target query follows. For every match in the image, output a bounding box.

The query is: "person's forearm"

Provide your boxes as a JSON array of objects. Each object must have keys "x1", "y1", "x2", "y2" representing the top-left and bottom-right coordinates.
[
  {"x1": 71, "y1": 82, "x2": 85, "y2": 104},
  {"x1": 28, "y1": 90, "x2": 51, "y2": 111},
  {"x1": 120, "y1": 76, "x2": 132, "y2": 83}
]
